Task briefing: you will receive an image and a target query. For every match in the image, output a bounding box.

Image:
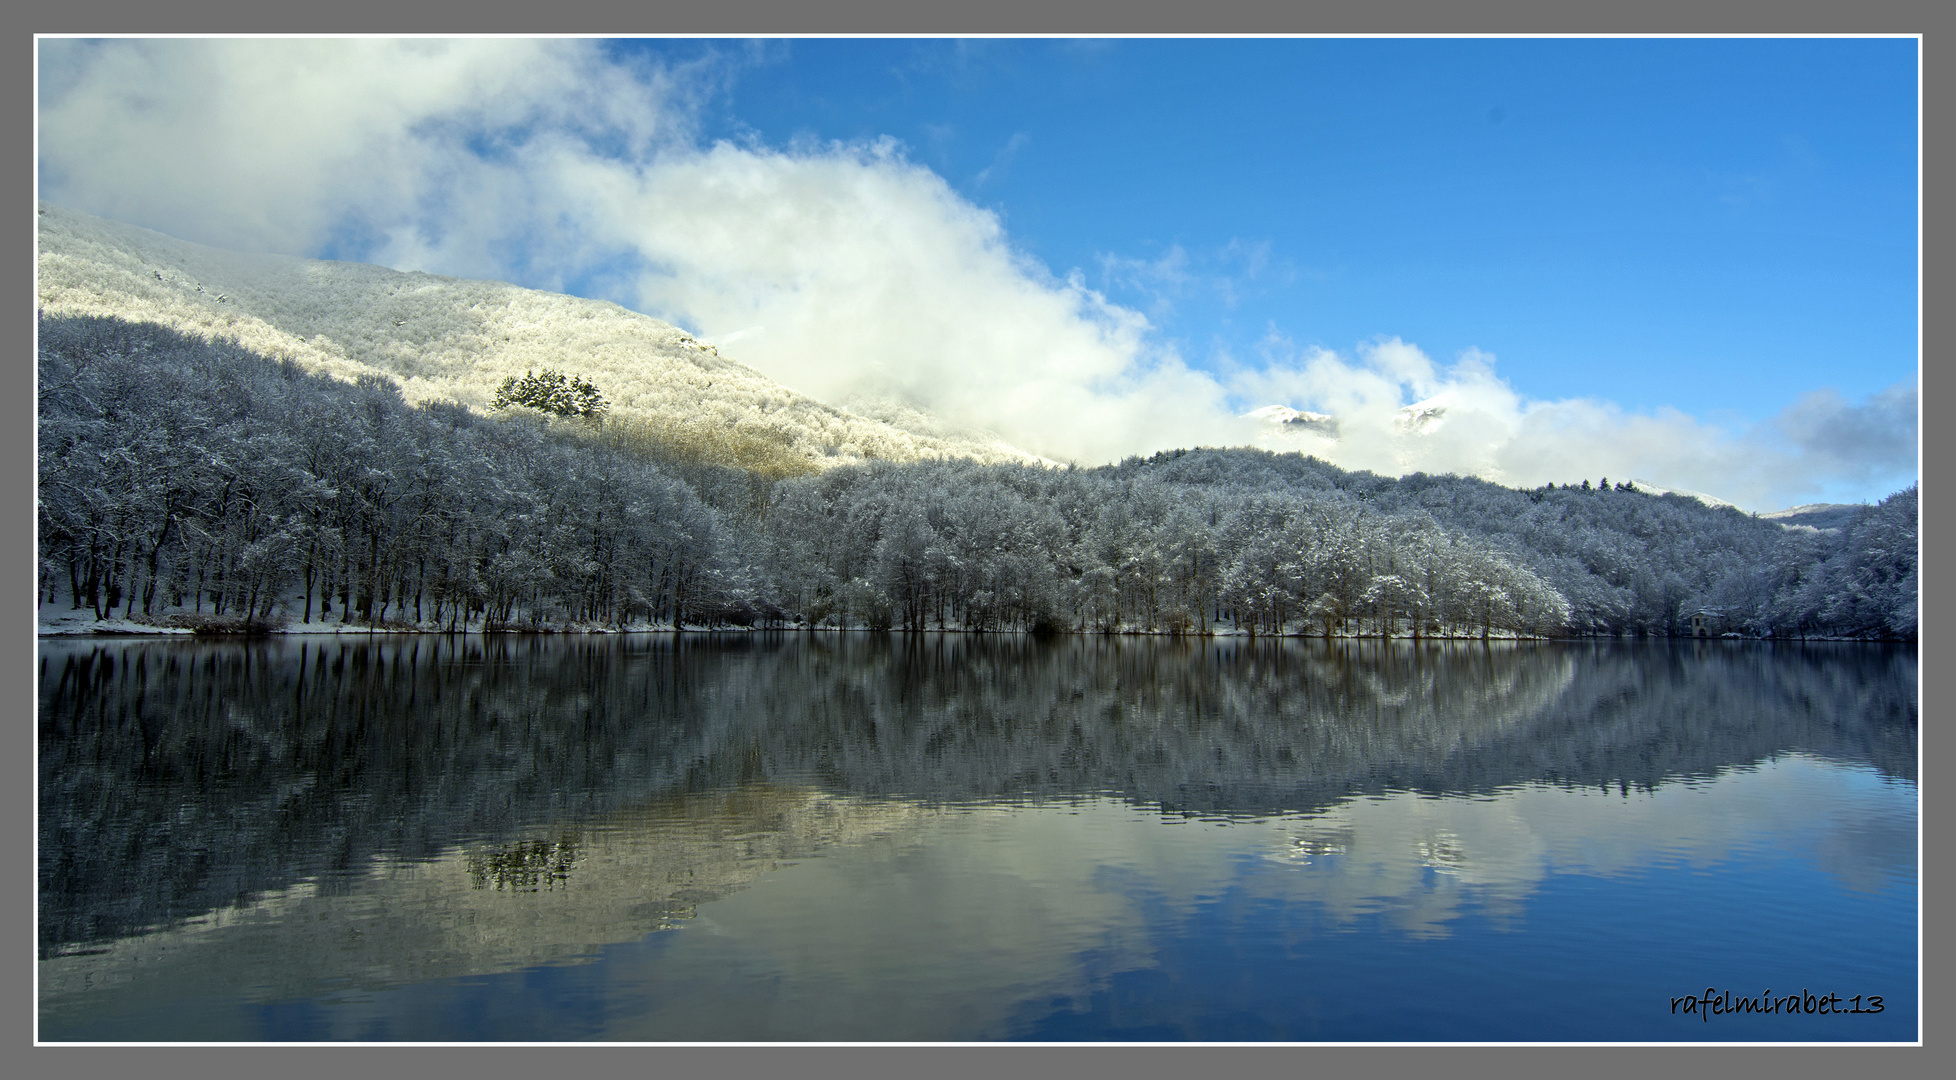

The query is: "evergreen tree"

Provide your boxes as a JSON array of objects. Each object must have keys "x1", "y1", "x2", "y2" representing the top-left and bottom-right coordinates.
[{"x1": 492, "y1": 369, "x2": 609, "y2": 420}]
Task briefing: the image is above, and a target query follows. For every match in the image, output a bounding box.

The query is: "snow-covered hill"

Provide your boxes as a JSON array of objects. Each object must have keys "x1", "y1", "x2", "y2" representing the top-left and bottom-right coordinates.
[
  {"x1": 1623, "y1": 479, "x2": 1738, "y2": 511},
  {"x1": 1760, "y1": 503, "x2": 1865, "y2": 532},
  {"x1": 36, "y1": 203, "x2": 1040, "y2": 469}
]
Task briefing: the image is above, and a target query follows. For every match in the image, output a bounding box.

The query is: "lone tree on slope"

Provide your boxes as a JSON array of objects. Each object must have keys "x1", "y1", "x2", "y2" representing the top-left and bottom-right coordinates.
[{"x1": 493, "y1": 368, "x2": 609, "y2": 420}]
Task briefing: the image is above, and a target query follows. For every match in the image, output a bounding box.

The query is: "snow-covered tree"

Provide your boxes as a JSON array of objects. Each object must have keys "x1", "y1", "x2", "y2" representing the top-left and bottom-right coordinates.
[{"x1": 492, "y1": 369, "x2": 608, "y2": 420}]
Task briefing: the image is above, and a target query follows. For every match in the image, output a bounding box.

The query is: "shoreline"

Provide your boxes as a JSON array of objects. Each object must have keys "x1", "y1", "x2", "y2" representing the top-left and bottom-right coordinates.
[{"x1": 36, "y1": 619, "x2": 1895, "y2": 643}]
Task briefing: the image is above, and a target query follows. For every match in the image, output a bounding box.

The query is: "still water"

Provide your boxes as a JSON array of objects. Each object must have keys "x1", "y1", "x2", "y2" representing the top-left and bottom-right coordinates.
[{"x1": 38, "y1": 634, "x2": 1917, "y2": 1042}]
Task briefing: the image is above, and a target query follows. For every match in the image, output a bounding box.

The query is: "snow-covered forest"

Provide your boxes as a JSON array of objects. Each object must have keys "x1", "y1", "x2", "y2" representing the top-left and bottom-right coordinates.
[
  {"x1": 37, "y1": 314, "x2": 1917, "y2": 640},
  {"x1": 36, "y1": 203, "x2": 1039, "y2": 470}
]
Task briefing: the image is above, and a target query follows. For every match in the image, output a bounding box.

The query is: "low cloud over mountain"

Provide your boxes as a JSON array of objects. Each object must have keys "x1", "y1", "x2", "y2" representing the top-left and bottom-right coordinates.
[{"x1": 39, "y1": 39, "x2": 1916, "y2": 510}]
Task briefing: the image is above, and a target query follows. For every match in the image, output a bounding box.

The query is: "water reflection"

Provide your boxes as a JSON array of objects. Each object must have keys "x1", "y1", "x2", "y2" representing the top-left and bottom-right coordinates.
[
  {"x1": 1258, "y1": 755, "x2": 1915, "y2": 940},
  {"x1": 37, "y1": 635, "x2": 1917, "y2": 1039},
  {"x1": 37, "y1": 784, "x2": 928, "y2": 1011}
]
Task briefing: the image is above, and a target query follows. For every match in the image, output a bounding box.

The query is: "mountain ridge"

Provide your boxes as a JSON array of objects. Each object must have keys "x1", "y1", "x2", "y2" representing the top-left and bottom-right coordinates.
[{"x1": 35, "y1": 203, "x2": 1040, "y2": 470}]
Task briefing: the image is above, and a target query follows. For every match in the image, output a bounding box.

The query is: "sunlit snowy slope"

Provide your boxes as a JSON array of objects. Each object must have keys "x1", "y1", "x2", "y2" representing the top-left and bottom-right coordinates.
[{"x1": 36, "y1": 203, "x2": 1039, "y2": 468}]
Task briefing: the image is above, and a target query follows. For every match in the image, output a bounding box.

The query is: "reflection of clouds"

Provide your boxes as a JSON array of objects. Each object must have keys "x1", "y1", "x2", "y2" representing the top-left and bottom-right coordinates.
[
  {"x1": 38, "y1": 634, "x2": 1919, "y2": 1038},
  {"x1": 39, "y1": 755, "x2": 1914, "y2": 1040},
  {"x1": 596, "y1": 756, "x2": 1913, "y2": 1038},
  {"x1": 1274, "y1": 829, "x2": 1353, "y2": 866},
  {"x1": 1246, "y1": 754, "x2": 1916, "y2": 941},
  {"x1": 48, "y1": 634, "x2": 1914, "y2": 958},
  {"x1": 1256, "y1": 794, "x2": 1554, "y2": 939},
  {"x1": 598, "y1": 806, "x2": 1215, "y2": 1041},
  {"x1": 38, "y1": 785, "x2": 930, "y2": 1016},
  {"x1": 1416, "y1": 831, "x2": 1469, "y2": 875},
  {"x1": 1807, "y1": 803, "x2": 1920, "y2": 894}
]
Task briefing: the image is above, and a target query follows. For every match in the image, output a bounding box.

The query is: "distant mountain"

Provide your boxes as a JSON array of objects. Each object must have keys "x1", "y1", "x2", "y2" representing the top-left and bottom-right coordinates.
[
  {"x1": 1760, "y1": 503, "x2": 1866, "y2": 532},
  {"x1": 36, "y1": 203, "x2": 1038, "y2": 469},
  {"x1": 1244, "y1": 404, "x2": 1340, "y2": 437},
  {"x1": 1597, "y1": 478, "x2": 1733, "y2": 510},
  {"x1": 1247, "y1": 396, "x2": 1453, "y2": 440}
]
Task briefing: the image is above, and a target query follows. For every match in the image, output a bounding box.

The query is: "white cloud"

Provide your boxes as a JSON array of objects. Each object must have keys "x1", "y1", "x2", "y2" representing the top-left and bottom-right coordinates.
[
  {"x1": 1772, "y1": 382, "x2": 1919, "y2": 482},
  {"x1": 37, "y1": 39, "x2": 668, "y2": 259},
  {"x1": 37, "y1": 39, "x2": 1918, "y2": 510},
  {"x1": 1234, "y1": 336, "x2": 1918, "y2": 509},
  {"x1": 574, "y1": 140, "x2": 1254, "y2": 460}
]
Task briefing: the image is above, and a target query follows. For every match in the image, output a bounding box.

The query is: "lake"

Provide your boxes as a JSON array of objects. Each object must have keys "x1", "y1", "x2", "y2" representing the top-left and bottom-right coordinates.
[{"x1": 37, "y1": 633, "x2": 1918, "y2": 1042}]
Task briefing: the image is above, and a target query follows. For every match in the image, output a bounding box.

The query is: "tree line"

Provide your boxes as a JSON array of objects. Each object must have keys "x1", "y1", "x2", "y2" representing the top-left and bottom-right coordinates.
[
  {"x1": 38, "y1": 316, "x2": 725, "y2": 631},
  {"x1": 36, "y1": 315, "x2": 1918, "y2": 639}
]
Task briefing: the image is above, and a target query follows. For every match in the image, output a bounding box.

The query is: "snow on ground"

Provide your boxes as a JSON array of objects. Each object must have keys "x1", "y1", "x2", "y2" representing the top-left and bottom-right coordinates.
[
  {"x1": 36, "y1": 203, "x2": 1041, "y2": 469},
  {"x1": 38, "y1": 605, "x2": 192, "y2": 636},
  {"x1": 1625, "y1": 478, "x2": 1740, "y2": 511},
  {"x1": 36, "y1": 601, "x2": 690, "y2": 637},
  {"x1": 1759, "y1": 503, "x2": 1864, "y2": 531}
]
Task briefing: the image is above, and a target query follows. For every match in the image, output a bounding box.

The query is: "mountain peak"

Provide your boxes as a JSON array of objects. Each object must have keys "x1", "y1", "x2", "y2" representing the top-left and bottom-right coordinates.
[{"x1": 1245, "y1": 404, "x2": 1340, "y2": 437}]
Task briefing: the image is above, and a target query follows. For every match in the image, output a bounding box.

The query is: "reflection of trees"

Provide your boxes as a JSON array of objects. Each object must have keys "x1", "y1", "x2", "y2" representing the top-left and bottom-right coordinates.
[
  {"x1": 1387, "y1": 640, "x2": 1920, "y2": 797},
  {"x1": 468, "y1": 835, "x2": 580, "y2": 893},
  {"x1": 39, "y1": 635, "x2": 1915, "y2": 954},
  {"x1": 743, "y1": 635, "x2": 1581, "y2": 810},
  {"x1": 38, "y1": 784, "x2": 929, "y2": 1011}
]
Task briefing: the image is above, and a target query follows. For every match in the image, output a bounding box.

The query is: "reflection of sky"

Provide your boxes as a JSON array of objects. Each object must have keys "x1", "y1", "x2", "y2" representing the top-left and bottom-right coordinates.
[
  {"x1": 40, "y1": 755, "x2": 1916, "y2": 1042},
  {"x1": 1256, "y1": 753, "x2": 1918, "y2": 940}
]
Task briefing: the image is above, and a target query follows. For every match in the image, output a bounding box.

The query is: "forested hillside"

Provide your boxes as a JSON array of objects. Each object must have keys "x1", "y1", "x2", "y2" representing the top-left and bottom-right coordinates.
[
  {"x1": 36, "y1": 203, "x2": 1037, "y2": 470},
  {"x1": 37, "y1": 315, "x2": 1915, "y2": 639}
]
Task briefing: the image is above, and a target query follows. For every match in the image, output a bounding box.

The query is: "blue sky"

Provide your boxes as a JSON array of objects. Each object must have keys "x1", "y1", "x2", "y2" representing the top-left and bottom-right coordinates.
[
  {"x1": 631, "y1": 37, "x2": 1917, "y2": 423},
  {"x1": 37, "y1": 37, "x2": 1920, "y2": 508}
]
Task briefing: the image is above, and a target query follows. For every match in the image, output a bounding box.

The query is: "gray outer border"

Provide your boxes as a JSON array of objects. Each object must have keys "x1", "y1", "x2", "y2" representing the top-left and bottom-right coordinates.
[{"x1": 10, "y1": 0, "x2": 1937, "y2": 1076}]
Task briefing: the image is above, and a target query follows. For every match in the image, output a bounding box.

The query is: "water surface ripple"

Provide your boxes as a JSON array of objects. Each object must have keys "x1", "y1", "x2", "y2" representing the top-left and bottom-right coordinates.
[{"x1": 38, "y1": 635, "x2": 1917, "y2": 1041}]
